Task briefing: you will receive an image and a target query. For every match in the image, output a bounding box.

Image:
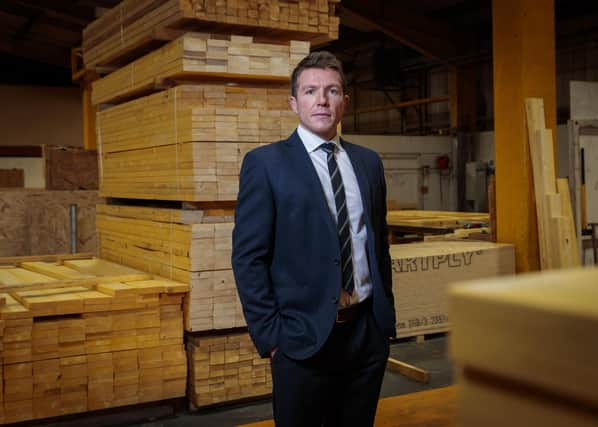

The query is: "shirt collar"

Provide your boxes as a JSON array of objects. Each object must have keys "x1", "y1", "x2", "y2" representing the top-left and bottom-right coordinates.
[{"x1": 297, "y1": 125, "x2": 342, "y2": 154}]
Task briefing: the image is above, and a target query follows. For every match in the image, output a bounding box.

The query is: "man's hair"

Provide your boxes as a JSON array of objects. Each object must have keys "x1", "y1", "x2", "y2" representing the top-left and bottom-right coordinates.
[{"x1": 290, "y1": 51, "x2": 347, "y2": 97}]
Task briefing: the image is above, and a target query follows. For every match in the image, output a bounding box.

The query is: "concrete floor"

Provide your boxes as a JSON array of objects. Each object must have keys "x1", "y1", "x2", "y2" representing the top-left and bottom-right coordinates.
[{"x1": 132, "y1": 334, "x2": 454, "y2": 427}]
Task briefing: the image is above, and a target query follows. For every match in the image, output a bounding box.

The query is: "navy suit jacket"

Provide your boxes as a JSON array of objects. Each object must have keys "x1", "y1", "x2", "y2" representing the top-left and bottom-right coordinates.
[{"x1": 232, "y1": 130, "x2": 396, "y2": 359}]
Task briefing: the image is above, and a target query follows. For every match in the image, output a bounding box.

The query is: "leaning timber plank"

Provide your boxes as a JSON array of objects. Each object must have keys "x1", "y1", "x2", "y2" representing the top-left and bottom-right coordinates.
[
  {"x1": 557, "y1": 178, "x2": 581, "y2": 268},
  {"x1": 20, "y1": 262, "x2": 96, "y2": 280},
  {"x1": 386, "y1": 357, "x2": 430, "y2": 383}
]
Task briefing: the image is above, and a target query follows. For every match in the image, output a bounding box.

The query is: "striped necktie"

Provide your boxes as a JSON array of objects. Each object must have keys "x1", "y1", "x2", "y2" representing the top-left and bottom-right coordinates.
[{"x1": 320, "y1": 142, "x2": 354, "y2": 295}]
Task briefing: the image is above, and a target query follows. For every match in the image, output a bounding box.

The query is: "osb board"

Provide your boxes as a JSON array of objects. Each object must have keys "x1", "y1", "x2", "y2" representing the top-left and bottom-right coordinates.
[
  {"x1": 0, "y1": 190, "x2": 30, "y2": 256},
  {"x1": 0, "y1": 169, "x2": 24, "y2": 188},
  {"x1": 0, "y1": 190, "x2": 102, "y2": 257},
  {"x1": 44, "y1": 146, "x2": 99, "y2": 190},
  {"x1": 390, "y1": 241, "x2": 515, "y2": 338}
]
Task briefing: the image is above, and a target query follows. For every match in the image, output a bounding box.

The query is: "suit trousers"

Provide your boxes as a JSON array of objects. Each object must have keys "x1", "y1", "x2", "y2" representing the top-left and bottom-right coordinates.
[{"x1": 270, "y1": 305, "x2": 390, "y2": 427}]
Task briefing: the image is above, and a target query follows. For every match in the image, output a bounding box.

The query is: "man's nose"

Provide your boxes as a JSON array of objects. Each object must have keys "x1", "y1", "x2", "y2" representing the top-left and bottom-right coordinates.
[{"x1": 316, "y1": 90, "x2": 328, "y2": 105}]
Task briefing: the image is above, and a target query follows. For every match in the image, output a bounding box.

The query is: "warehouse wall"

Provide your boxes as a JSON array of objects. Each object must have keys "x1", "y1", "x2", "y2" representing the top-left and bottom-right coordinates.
[
  {"x1": 0, "y1": 84, "x2": 82, "y2": 147},
  {"x1": 346, "y1": 134, "x2": 457, "y2": 211}
]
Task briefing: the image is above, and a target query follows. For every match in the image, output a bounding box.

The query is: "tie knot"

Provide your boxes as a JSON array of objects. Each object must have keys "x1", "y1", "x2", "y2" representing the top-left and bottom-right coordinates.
[{"x1": 320, "y1": 142, "x2": 336, "y2": 155}]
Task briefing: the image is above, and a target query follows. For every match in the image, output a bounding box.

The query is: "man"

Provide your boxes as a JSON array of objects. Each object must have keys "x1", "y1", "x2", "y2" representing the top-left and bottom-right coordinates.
[{"x1": 232, "y1": 51, "x2": 396, "y2": 427}]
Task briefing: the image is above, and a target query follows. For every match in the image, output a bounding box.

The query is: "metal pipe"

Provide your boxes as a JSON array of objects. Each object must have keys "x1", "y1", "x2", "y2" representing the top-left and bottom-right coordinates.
[{"x1": 70, "y1": 204, "x2": 77, "y2": 254}]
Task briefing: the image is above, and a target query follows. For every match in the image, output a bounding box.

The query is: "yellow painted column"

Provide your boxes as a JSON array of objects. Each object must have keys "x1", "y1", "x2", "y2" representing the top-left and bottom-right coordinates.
[
  {"x1": 493, "y1": 0, "x2": 557, "y2": 272},
  {"x1": 82, "y1": 73, "x2": 98, "y2": 150}
]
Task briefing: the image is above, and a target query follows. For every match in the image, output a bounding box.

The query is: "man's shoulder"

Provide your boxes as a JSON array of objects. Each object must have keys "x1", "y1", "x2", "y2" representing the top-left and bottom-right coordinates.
[{"x1": 342, "y1": 139, "x2": 382, "y2": 162}]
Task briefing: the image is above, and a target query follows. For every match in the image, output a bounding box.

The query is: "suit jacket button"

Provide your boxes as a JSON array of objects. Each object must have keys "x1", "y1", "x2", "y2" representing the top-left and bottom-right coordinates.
[
  {"x1": 332, "y1": 297, "x2": 338, "y2": 304},
  {"x1": 333, "y1": 259, "x2": 340, "y2": 266}
]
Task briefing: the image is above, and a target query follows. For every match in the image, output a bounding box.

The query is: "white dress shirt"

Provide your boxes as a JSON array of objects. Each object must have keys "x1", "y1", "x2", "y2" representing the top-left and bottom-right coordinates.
[{"x1": 297, "y1": 125, "x2": 373, "y2": 307}]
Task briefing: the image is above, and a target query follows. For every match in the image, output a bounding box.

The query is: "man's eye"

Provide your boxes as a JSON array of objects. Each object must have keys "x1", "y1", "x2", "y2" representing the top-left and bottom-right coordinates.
[{"x1": 305, "y1": 89, "x2": 314, "y2": 95}]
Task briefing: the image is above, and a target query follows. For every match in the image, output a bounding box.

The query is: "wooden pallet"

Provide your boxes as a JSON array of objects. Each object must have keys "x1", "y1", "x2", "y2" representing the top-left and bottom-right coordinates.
[
  {"x1": 95, "y1": 203, "x2": 245, "y2": 332},
  {"x1": 0, "y1": 255, "x2": 189, "y2": 424},
  {"x1": 82, "y1": 0, "x2": 340, "y2": 69},
  {"x1": 186, "y1": 330, "x2": 271, "y2": 408},
  {"x1": 96, "y1": 85, "x2": 296, "y2": 201},
  {"x1": 92, "y1": 33, "x2": 309, "y2": 105}
]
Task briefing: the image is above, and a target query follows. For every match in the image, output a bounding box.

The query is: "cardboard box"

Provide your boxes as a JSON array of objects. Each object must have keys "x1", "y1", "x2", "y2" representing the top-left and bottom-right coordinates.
[{"x1": 391, "y1": 241, "x2": 515, "y2": 338}]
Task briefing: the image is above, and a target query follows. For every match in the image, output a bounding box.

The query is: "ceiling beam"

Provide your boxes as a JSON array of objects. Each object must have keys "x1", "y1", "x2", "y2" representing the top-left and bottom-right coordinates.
[
  {"x1": 0, "y1": 37, "x2": 69, "y2": 67},
  {"x1": 338, "y1": 1, "x2": 456, "y2": 63}
]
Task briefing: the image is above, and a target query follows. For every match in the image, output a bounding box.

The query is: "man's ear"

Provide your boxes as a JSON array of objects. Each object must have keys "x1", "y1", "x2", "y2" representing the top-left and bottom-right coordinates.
[{"x1": 289, "y1": 96, "x2": 298, "y2": 114}]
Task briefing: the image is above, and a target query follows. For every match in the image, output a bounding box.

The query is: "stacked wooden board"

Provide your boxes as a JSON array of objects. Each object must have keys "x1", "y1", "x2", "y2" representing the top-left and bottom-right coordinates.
[
  {"x1": 186, "y1": 331, "x2": 271, "y2": 407},
  {"x1": 82, "y1": 0, "x2": 340, "y2": 69},
  {"x1": 390, "y1": 241, "x2": 515, "y2": 338},
  {"x1": 525, "y1": 98, "x2": 580, "y2": 269},
  {"x1": 82, "y1": 0, "x2": 342, "y2": 409},
  {"x1": 387, "y1": 210, "x2": 489, "y2": 229},
  {"x1": 92, "y1": 33, "x2": 309, "y2": 105},
  {"x1": 0, "y1": 256, "x2": 189, "y2": 424},
  {"x1": 449, "y1": 267, "x2": 598, "y2": 426},
  {"x1": 96, "y1": 203, "x2": 245, "y2": 332},
  {"x1": 96, "y1": 84, "x2": 295, "y2": 201}
]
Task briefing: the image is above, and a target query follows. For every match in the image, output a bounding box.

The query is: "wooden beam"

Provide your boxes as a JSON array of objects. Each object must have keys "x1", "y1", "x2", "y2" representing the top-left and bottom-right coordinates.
[
  {"x1": 338, "y1": 1, "x2": 455, "y2": 62},
  {"x1": 493, "y1": 0, "x2": 557, "y2": 272},
  {"x1": 386, "y1": 357, "x2": 430, "y2": 383},
  {"x1": 346, "y1": 96, "x2": 449, "y2": 116}
]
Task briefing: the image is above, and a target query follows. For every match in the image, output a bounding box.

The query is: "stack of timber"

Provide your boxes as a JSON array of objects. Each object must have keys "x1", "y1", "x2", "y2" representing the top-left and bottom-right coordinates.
[
  {"x1": 96, "y1": 204, "x2": 244, "y2": 332},
  {"x1": 390, "y1": 241, "x2": 515, "y2": 338},
  {"x1": 83, "y1": 0, "x2": 340, "y2": 409},
  {"x1": 82, "y1": 0, "x2": 340, "y2": 69},
  {"x1": 186, "y1": 331, "x2": 271, "y2": 407},
  {"x1": 96, "y1": 84, "x2": 295, "y2": 201},
  {"x1": 0, "y1": 255, "x2": 188, "y2": 424},
  {"x1": 387, "y1": 210, "x2": 489, "y2": 230},
  {"x1": 92, "y1": 33, "x2": 309, "y2": 105},
  {"x1": 450, "y1": 267, "x2": 598, "y2": 426},
  {"x1": 525, "y1": 98, "x2": 580, "y2": 269},
  {"x1": 0, "y1": 190, "x2": 101, "y2": 257}
]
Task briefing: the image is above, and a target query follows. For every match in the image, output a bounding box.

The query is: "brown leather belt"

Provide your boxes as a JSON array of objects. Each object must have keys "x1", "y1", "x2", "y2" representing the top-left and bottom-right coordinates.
[{"x1": 336, "y1": 298, "x2": 371, "y2": 323}]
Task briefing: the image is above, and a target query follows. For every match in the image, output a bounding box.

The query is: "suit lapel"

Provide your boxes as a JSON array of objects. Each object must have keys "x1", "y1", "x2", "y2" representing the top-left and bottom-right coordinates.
[
  {"x1": 284, "y1": 131, "x2": 338, "y2": 237},
  {"x1": 343, "y1": 140, "x2": 373, "y2": 223}
]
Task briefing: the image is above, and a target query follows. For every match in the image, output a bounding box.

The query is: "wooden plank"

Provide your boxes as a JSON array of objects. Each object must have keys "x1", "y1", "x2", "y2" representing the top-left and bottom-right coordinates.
[
  {"x1": 386, "y1": 357, "x2": 430, "y2": 383},
  {"x1": 43, "y1": 146, "x2": 99, "y2": 191},
  {"x1": 0, "y1": 169, "x2": 24, "y2": 188},
  {"x1": 557, "y1": 178, "x2": 581, "y2": 267},
  {"x1": 450, "y1": 267, "x2": 598, "y2": 407}
]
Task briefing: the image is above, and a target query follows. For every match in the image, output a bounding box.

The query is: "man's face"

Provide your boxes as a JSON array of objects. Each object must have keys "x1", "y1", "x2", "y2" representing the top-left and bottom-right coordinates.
[{"x1": 289, "y1": 67, "x2": 349, "y2": 141}]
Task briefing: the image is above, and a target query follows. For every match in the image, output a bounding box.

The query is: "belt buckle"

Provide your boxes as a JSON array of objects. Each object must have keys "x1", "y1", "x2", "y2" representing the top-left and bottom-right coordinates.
[{"x1": 336, "y1": 310, "x2": 348, "y2": 323}]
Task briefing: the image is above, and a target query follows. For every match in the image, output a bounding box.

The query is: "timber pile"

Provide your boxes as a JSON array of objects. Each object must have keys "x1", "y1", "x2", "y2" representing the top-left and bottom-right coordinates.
[
  {"x1": 83, "y1": 0, "x2": 334, "y2": 408},
  {"x1": 387, "y1": 210, "x2": 489, "y2": 229},
  {"x1": 0, "y1": 256, "x2": 189, "y2": 424},
  {"x1": 186, "y1": 331, "x2": 271, "y2": 407},
  {"x1": 525, "y1": 98, "x2": 580, "y2": 269},
  {"x1": 92, "y1": 33, "x2": 309, "y2": 105},
  {"x1": 95, "y1": 203, "x2": 245, "y2": 332},
  {"x1": 82, "y1": 0, "x2": 340, "y2": 69},
  {"x1": 450, "y1": 267, "x2": 598, "y2": 426},
  {"x1": 96, "y1": 85, "x2": 294, "y2": 201},
  {"x1": 390, "y1": 241, "x2": 515, "y2": 338}
]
